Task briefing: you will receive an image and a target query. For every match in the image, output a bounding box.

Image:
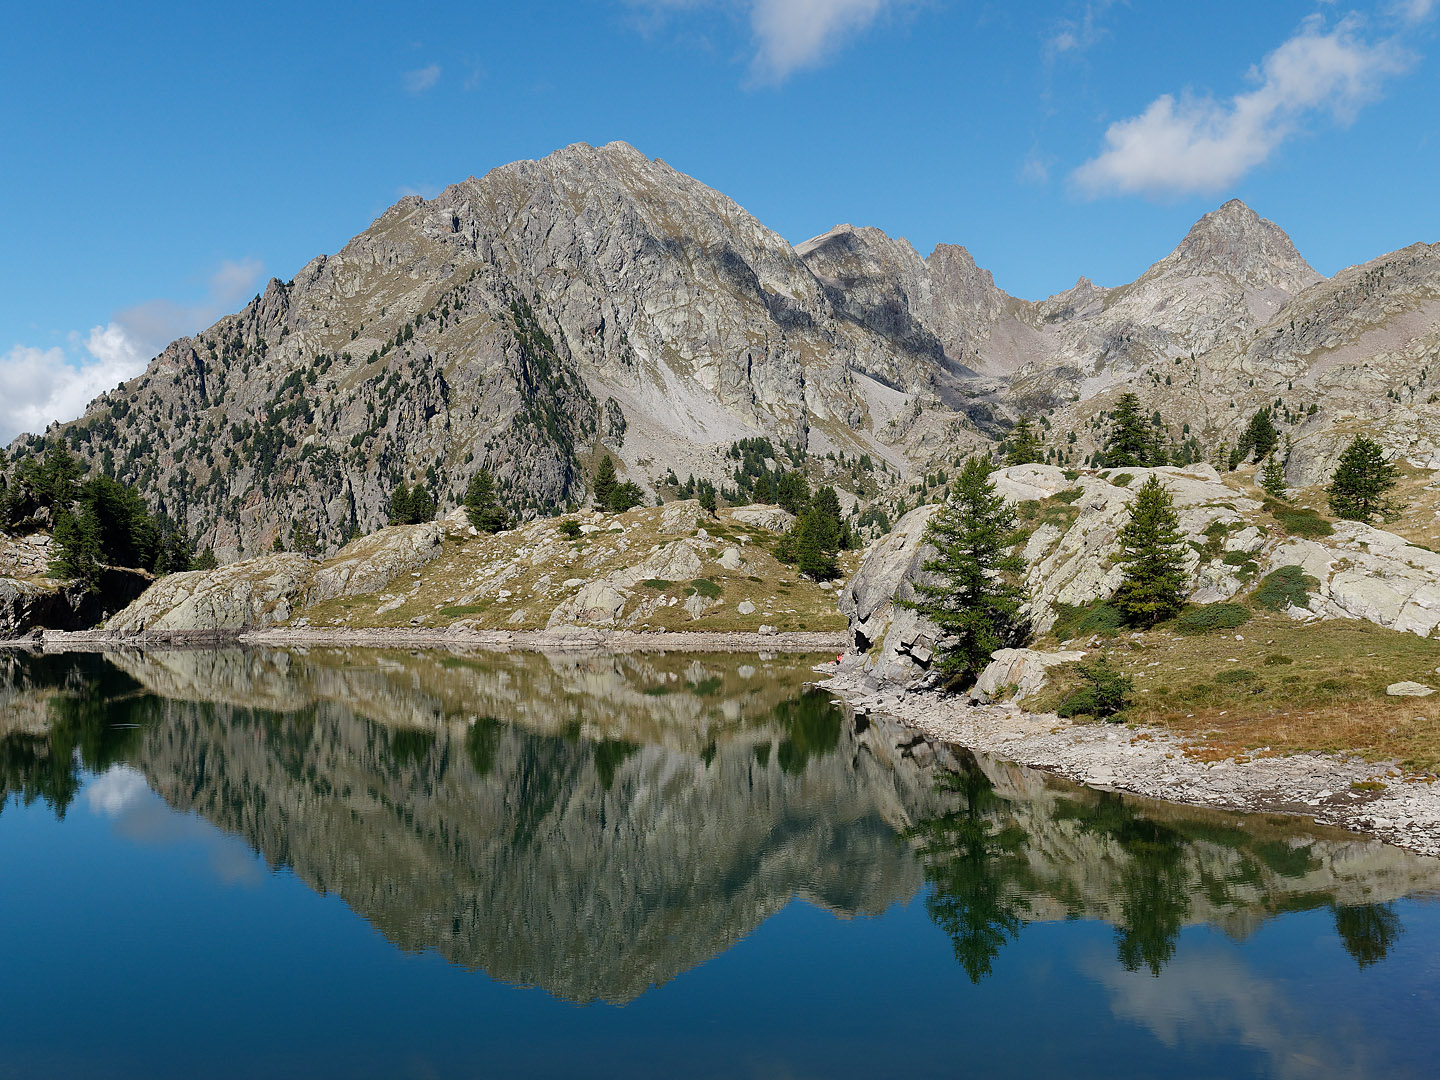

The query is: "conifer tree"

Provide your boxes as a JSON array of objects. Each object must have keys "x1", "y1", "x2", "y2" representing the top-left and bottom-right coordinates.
[
  {"x1": 1239, "y1": 409, "x2": 1279, "y2": 463},
  {"x1": 464, "y1": 469, "x2": 509, "y2": 533},
  {"x1": 407, "y1": 485, "x2": 436, "y2": 523},
  {"x1": 1003, "y1": 417, "x2": 1044, "y2": 466},
  {"x1": 593, "y1": 455, "x2": 618, "y2": 510},
  {"x1": 903, "y1": 457, "x2": 1028, "y2": 686},
  {"x1": 1111, "y1": 475, "x2": 1188, "y2": 627},
  {"x1": 1259, "y1": 455, "x2": 1288, "y2": 500},
  {"x1": 1327, "y1": 435, "x2": 1402, "y2": 522},
  {"x1": 388, "y1": 483, "x2": 413, "y2": 526},
  {"x1": 50, "y1": 508, "x2": 102, "y2": 586},
  {"x1": 194, "y1": 546, "x2": 219, "y2": 571},
  {"x1": 1103, "y1": 393, "x2": 1154, "y2": 467}
]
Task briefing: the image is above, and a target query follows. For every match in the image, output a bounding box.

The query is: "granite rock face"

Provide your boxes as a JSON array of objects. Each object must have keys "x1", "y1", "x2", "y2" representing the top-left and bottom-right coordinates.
[{"x1": 9, "y1": 144, "x2": 1440, "y2": 570}]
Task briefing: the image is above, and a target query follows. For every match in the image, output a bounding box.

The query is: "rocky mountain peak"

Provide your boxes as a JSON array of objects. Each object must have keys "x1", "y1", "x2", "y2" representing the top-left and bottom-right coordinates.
[{"x1": 1152, "y1": 198, "x2": 1322, "y2": 293}]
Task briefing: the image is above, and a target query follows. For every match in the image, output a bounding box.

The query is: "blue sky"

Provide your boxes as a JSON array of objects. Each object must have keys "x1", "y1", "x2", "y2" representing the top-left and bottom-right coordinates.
[{"x1": 3, "y1": 0, "x2": 1438, "y2": 440}]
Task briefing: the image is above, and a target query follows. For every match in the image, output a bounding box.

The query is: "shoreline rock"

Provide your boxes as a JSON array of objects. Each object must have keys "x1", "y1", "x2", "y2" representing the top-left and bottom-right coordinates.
[{"x1": 817, "y1": 662, "x2": 1440, "y2": 859}]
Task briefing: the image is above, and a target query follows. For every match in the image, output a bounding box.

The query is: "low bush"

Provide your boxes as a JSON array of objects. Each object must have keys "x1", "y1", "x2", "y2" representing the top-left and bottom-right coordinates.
[
  {"x1": 1264, "y1": 499, "x2": 1334, "y2": 538},
  {"x1": 1171, "y1": 603, "x2": 1252, "y2": 634},
  {"x1": 558, "y1": 519, "x2": 582, "y2": 539},
  {"x1": 1050, "y1": 600, "x2": 1125, "y2": 641},
  {"x1": 1252, "y1": 564, "x2": 1319, "y2": 611},
  {"x1": 690, "y1": 578, "x2": 722, "y2": 599},
  {"x1": 641, "y1": 578, "x2": 671, "y2": 590},
  {"x1": 1056, "y1": 656, "x2": 1133, "y2": 720}
]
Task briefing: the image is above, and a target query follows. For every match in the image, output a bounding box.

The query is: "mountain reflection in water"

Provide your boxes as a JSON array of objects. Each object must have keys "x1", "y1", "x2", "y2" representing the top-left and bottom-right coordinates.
[{"x1": 2, "y1": 648, "x2": 1438, "y2": 1007}]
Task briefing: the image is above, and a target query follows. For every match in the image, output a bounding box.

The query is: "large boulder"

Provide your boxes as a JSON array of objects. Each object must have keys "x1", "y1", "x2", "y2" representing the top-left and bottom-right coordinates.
[
  {"x1": 838, "y1": 504, "x2": 941, "y2": 686},
  {"x1": 973, "y1": 648, "x2": 1085, "y2": 704},
  {"x1": 728, "y1": 505, "x2": 795, "y2": 533},
  {"x1": 1270, "y1": 521, "x2": 1440, "y2": 636},
  {"x1": 106, "y1": 555, "x2": 315, "y2": 633},
  {"x1": 310, "y1": 522, "x2": 444, "y2": 603}
]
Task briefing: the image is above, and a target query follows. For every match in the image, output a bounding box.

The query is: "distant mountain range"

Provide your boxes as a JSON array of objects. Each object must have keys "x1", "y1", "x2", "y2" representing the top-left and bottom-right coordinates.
[{"x1": 9, "y1": 141, "x2": 1439, "y2": 559}]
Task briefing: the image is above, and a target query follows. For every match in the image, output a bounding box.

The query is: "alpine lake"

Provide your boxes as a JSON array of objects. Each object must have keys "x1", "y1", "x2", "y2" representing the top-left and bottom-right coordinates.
[{"x1": 2, "y1": 647, "x2": 1437, "y2": 1079}]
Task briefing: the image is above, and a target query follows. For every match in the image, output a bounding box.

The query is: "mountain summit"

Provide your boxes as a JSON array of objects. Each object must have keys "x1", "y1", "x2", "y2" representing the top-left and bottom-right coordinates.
[{"x1": 8, "y1": 142, "x2": 1439, "y2": 561}]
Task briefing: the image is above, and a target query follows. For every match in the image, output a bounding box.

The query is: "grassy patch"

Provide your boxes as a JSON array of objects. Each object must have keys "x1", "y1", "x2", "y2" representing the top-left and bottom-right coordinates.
[
  {"x1": 1050, "y1": 600, "x2": 1125, "y2": 640},
  {"x1": 1171, "y1": 603, "x2": 1251, "y2": 635},
  {"x1": 1252, "y1": 565, "x2": 1319, "y2": 611},
  {"x1": 437, "y1": 603, "x2": 487, "y2": 618},
  {"x1": 1264, "y1": 499, "x2": 1334, "y2": 538},
  {"x1": 1076, "y1": 614, "x2": 1440, "y2": 771},
  {"x1": 690, "y1": 578, "x2": 722, "y2": 599}
]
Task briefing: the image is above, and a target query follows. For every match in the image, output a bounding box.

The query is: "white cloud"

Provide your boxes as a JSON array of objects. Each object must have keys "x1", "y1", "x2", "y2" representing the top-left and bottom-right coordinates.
[
  {"x1": 748, "y1": 0, "x2": 909, "y2": 83},
  {"x1": 1073, "y1": 14, "x2": 1414, "y2": 198},
  {"x1": 627, "y1": 0, "x2": 912, "y2": 84},
  {"x1": 85, "y1": 765, "x2": 151, "y2": 817},
  {"x1": 404, "y1": 63, "x2": 442, "y2": 93},
  {"x1": 1390, "y1": 0, "x2": 1437, "y2": 24},
  {"x1": 1045, "y1": 0, "x2": 1117, "y2": 61},
  {"x1": 0, "y1": 257, "x2": 264, "y2": 444}
]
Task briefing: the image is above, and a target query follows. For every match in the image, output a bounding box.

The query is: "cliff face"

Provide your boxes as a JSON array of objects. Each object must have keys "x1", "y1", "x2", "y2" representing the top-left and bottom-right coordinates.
[{"x1": 13, "y1": 143, "x2": 1440, "y2": 563}]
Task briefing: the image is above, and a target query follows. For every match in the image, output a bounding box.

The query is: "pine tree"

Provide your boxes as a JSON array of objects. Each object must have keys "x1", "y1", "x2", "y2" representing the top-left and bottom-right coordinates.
[
  {"x1": 791, "y1": 508, "x2": 839, "y2": 580},
  {"x1": 464, "y1": 469, "x2": 509, "y2": 533},
  {"x1": 388, "y1": 484, "x2": 413, "y2": 526},
  {"x1": 1103, "y1": 393, "x2": 1153, "y2": 467},
  {"x1": 193, "y1": 546, "x2": 219, "y2": 571},
  {"x1": 1004, "y1": 417, "x2": 1044, "y2": 466},
  {"x1": 1327, "y1": 435, "x2": 1402, "y2": 522},
  {"x1": 593, "y1": 455, "x2": 618, "y2": 511},
  {"x1": 1239, "y1": 409, "x2": 1279, "y2": 463},
  {"x1": 1111, "y1": 475, "x2": 1188, "y2": 627},
  {"x1": 903, "y1": 457, "x2": 1029, "y2": 686},
  {"x1": 1259, "y1": 455, "x2": 1288, "y2": 500},
  {"x1": 407, "y1": 485, "x2": 436, "y2": 523},
  {"x1": 50, "y1": 508, "x2": 101, "y2": 587}
]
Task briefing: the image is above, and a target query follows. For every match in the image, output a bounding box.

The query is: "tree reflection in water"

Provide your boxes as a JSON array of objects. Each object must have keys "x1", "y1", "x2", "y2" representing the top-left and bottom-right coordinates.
[{"x1": 905, "y1": 764, "x2": 1032, "y2": 982}]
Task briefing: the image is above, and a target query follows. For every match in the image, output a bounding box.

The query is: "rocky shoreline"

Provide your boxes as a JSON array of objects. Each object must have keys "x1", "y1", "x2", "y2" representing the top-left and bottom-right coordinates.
[
  {"x1": 819, "y1": 662, "x2": 1440, "y2": 859},
  {"x1": 23, "y1": 626, "x2": 849, "y2": 655}
]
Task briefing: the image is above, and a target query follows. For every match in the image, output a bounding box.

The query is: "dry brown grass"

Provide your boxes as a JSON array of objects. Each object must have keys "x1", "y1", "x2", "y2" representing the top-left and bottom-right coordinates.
[{"x1": 1037, "y1": 614, "x2": 1440, "y2": 771}]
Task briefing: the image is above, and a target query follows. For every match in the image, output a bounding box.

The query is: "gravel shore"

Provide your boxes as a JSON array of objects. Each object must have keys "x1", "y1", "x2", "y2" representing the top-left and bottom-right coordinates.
[{"x1": 820, "y1": 662, "x2": 1440, "y2": 859}]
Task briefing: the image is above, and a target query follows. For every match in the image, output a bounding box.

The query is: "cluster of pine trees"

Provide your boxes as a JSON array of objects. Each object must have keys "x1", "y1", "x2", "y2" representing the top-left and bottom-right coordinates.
[
  {"x1": 388, "y1": 482, "x2": 437, "y2": 525},
  {"x1": 776, "y1": 485, "x2": 853, "y2": 582},
  {"x1": 592, "y1": 455, "x2": 645, "y2": 513},
  {"x1": 1, "y1": 443, "x2": 206, "y2": 585}
]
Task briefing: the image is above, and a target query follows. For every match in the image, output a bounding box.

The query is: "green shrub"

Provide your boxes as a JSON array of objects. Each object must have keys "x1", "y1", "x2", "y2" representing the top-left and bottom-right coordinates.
[
  {"x1": 1111, "y1": 473, "x2": 1134, "y2": 487},
  {"x1": 690, "y1": 578, "x2": 722, "y2": 599},
  {"x1": 1220, "y1": 549, "x2": 1253, "y2": 566},
  {"x1": 1055, "y1": 487, "x2": 1083, "y2": 504},
  {"x1": 1056, "y1": 656, "x2": 1133, "y2": 720},
  {"x1": 1172, "y1": 603, "x2": 1251, "y2": 634},
  {"x1": 1252, "y1": 565, "x2": 1319, "y2": 611},
  {"x1": 1265, "y1": 499, "x2": 1334, "y2": 538},
  {"x1": 558, "y1": 519, "x2": 582, "y2": 539},
  {"x1": 1215, "y1": 668, "x2": 1257, "y2": 685},
  {"x1": 641, "y1": 578, "x2": 671, "y2": 590},
  {"x1": 1050, "y1": 601, "x2": 1124, "y2": 641}
]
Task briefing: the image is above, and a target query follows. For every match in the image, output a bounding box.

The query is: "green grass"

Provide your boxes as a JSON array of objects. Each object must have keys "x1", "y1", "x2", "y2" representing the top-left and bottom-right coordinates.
[
  {"x1": 438, "y1": 603, "x2": 487, "y2": 618},
  {"x1": 1252, "y1": 565, "x2": 1319, "y2": 611}
]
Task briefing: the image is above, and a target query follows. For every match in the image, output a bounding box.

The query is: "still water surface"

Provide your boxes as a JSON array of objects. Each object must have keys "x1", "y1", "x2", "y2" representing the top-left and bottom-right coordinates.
[{"x1": 2, "y1": 648, "x2": 1438, "y2": 1078}]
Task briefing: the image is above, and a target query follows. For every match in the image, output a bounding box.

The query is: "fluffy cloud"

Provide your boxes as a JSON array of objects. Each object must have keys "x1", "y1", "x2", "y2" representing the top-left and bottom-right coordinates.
[
  {"x1": 1074, "y1": 14, "x2": 1414, "y2": 197},
  {"x1": 0, "y1": 257, "x2": 264, "y2": 444},
  {"x1": 629, "y1": 0, "x2": 912, "y2": 84},
  {"x1": 404, "y1": 63, "x2": 442, "y2": 93},
  {"x1": 0, "y1": 341, "x2": 143, "y2": 443}
]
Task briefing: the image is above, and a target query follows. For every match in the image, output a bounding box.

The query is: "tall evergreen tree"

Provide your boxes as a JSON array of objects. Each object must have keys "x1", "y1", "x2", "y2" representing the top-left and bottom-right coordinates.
[
  {"x1": 407, "y1": 485, "x2": 436, "y2": 523},
  {"x1": 1327, "y1": 435, "x2": 1402, "y2": 522},
  {"x1": 1239, "y1": 409, "x2": 1279, "y2": 463},
  {"x1": 1259, "y1": 455, "x2": 1288, "y2": 500},
  {"x1": 903, "y1": 457, "x2": 1029, "y2": 686},
  {"x1": 1103, "y1": 393, "x2": 1154, "y2": 467},
  {"x1": 1004, "y1": 417, "x2": 1044, "y2": 466},
  {"x1": 593, "y1": 455, "x2": 618, "y2": 510},
  {"x1": 464, "y1": 469, "x2": 509, "y2": 533},
  {"x1": 1111, "y1": 475, "x2": 1188, "y2": 627},
  {"x1": 49, "y1": 508, "x2": 102, "y2": 587},
  {"x1": 388, "y1": 483, "x2": 413, "y2": 526}
]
